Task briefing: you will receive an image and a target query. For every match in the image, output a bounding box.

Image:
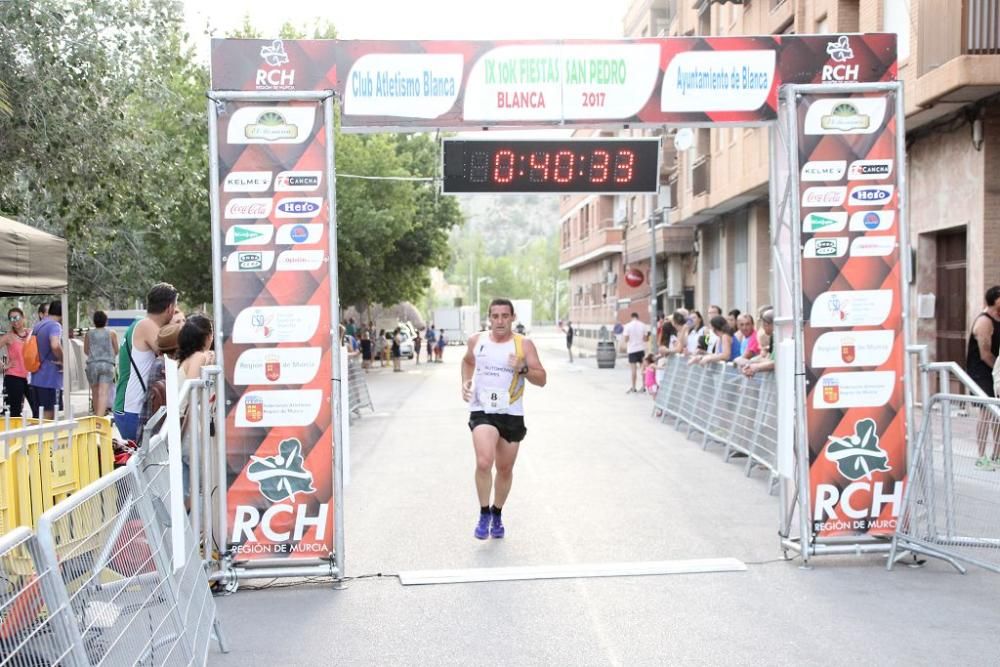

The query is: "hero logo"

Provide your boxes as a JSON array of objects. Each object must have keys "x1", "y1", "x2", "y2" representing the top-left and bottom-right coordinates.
[
  {"x1": 848, "y1": 185, "x2": 894, "y2": 207},
  {"x1": 275, "y1": 170, "x2": 322, "y2": 192},
  {"x1": 822, "y1": 36, "x2": 858, "y2": 82},
  {"x1": 275, "y1": 197, "x2": 323, "y2": 218},
  {"x1": 847, "y1": 159, "x2": 893, "y2": 180},
  {"x1": 225, "y1": 198, "x2": 272, "y2": 220},
  {"x1": 256, "y1": 39, "x2": 295, "y2": 90}
]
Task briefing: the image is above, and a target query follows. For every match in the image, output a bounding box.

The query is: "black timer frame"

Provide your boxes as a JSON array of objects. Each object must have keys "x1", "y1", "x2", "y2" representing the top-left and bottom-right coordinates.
[{"x1": 441, "y1": 138, "x2": 662, "y2": 194}]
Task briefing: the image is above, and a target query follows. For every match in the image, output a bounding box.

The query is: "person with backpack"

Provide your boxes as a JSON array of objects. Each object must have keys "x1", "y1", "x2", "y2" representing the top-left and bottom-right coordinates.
[
  {"x1": 114, "y1": 282, "x2": 178, "y2": 442},
  {"x1": 0, "y1": 307, "x2": 30, "y2": 417},
  {"x1": 26, "y1": 300, "x2": 64, "y2": 419},
  {"x1": 461, "y1": 298, "x2": 547, "y2": 540}
]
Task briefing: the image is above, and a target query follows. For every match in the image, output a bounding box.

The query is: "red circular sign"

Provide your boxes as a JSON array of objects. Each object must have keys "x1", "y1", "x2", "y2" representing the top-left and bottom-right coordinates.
[{"x1": 624, "y1": 268, "x2": 644, "y2": 288}]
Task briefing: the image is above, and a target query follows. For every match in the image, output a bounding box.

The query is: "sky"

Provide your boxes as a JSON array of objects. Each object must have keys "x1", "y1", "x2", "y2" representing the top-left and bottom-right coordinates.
[{"x1": 185, "y1": 0, "x2": 627, "y2": 47}]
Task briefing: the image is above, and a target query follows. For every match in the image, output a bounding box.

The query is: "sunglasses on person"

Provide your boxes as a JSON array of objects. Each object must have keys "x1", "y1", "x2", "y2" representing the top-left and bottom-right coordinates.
[{"x1": 8, "y1": 315, "x2": 22, "y2": 322}]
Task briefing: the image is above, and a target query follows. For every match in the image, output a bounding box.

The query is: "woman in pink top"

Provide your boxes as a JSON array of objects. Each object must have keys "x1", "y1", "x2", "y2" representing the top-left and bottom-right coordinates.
[{"x1": 0, "y1": 307, "x2": 30, "y2": 417}]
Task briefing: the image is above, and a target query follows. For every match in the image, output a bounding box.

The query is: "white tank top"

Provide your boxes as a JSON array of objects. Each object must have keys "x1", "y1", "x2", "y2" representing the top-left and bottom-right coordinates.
[{"x1": 468, "y1": 334, "x2": 525, "y2": 416}]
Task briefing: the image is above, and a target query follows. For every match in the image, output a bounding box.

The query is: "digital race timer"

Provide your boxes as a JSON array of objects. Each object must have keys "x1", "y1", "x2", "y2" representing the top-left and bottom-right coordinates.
[{"x1": 441, "y1": 138, "x2": 660, "y2": 194}]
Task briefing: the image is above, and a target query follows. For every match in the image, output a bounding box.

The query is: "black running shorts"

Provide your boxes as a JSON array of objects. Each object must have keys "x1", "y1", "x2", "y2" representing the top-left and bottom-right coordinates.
[
  {"x1": 628, "y1": 351, "x2": 644, "y2": 364},
  {"x1": 468, "y1": 411, "x2": 527, "y2": 443}
]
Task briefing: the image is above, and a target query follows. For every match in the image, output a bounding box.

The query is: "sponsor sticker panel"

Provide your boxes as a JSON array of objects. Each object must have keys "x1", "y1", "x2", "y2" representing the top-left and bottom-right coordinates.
[
  {"x1": 215, "y1": 100, "x2": 335, "y2": 560},
  {"x1": 796, "y1": 91, "x2": 906, "y2": 539}
]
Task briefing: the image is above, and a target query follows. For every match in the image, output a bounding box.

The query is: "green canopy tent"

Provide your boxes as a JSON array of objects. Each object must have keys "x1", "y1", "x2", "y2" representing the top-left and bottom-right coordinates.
[{"x1": 0, "y1": 215, "x2": 73, "y2": 418}]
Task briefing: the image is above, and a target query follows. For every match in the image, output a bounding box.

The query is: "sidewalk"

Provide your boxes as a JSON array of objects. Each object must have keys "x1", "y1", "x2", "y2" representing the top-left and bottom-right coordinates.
[{"x1": 212, "y1": 329, "x2": 999, "y2": 666}]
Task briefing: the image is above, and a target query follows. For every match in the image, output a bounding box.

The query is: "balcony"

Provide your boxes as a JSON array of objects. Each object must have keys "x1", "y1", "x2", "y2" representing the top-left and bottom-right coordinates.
[
  {"x1": 909, "y1": 0, "x2": 1000, "y2": 128},
  {"x1": 559, "y1": 226, "x2": 624, "y2": 271}
]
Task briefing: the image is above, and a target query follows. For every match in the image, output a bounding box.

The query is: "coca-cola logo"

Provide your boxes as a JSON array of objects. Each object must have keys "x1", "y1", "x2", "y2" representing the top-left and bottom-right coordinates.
[{"x1": 225, "y1": 198, "x2": 273, "y2": 220}]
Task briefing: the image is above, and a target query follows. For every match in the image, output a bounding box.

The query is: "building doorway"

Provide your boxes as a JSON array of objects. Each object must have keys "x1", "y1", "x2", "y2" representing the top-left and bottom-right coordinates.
[{"x1": 936, "y1": 227, "x2": 967, "y2": 393}]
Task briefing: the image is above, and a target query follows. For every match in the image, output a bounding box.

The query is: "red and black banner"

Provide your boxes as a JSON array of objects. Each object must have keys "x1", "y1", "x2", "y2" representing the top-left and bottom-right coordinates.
[
  {"x1": 794, "y1": 91, "x2": 905, "y2": 538},
  {"x1": 213, "y1": 101, "x2": 335, "y2": 560},
  {"x1": 210, "y1": 34, "x2": 896, "y2": 129}
]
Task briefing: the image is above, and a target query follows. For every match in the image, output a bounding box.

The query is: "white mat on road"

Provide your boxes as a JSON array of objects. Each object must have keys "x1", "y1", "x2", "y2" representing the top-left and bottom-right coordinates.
[{"x1": 398, "y1": 557, "x2": 746, "y2": 585}]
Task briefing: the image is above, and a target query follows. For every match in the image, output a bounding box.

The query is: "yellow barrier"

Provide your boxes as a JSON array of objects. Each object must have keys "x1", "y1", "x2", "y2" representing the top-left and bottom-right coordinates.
[{"x1": 0, "y1": 416, "x2": 115, "y2": 539}]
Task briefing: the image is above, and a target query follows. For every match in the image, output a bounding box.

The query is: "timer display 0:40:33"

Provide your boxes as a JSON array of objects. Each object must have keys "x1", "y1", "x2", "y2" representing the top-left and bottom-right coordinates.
[
  {"x1": 470, "y1": 148, "x2": 635, "y2": 185},
  {"x1": 441, "y1": 139, "x2": 660, "y2": 194}
]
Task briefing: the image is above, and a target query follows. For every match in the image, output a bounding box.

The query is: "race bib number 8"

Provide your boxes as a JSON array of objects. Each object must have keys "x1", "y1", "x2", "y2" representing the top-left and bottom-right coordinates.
[{"x1": 478, "y1": 388, "x2": 510, "y2": 414}]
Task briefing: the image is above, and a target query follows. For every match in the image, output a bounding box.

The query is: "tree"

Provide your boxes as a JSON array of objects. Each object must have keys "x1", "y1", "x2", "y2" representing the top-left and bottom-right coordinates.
[{"x1": 0, "y1": 0, "x2": 210, "y2": 306}]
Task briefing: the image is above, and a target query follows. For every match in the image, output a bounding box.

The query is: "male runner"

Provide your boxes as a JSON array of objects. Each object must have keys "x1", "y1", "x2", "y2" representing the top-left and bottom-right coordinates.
[{"x1": 461, "y1": 298, "x2": 546, "y2": 539}]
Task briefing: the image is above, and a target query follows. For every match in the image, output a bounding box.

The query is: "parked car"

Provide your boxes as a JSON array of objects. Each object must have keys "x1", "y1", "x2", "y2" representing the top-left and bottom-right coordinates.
[{"x1": 397, "y1": 331, "x2": 414, "y2": 359}]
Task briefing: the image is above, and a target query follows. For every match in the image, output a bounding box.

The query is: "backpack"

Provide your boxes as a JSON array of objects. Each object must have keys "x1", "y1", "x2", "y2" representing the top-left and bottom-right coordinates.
[{"x1": 22, "y1": 334, "x2": 41, "y2": 373}]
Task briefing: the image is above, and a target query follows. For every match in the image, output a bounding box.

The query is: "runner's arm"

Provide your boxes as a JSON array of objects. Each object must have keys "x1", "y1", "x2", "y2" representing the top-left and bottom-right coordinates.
[
  {"x1": 461, "y1": 334, "x2": 479, "y2": 400},
  {"x1": 521, "y1": 338, "x2": 547, "y2": 387}
]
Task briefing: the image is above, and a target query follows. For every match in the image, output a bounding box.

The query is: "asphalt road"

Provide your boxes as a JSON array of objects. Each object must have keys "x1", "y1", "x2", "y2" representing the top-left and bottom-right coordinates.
[{"x1": 212, "y1": 328, "x2": 1000, "y2": 666}]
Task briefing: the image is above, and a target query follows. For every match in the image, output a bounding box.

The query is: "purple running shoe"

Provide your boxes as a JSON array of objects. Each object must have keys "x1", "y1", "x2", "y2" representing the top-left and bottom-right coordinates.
[
  {"x1": 490, "y1": 514, "x2": 505, "y2": 539},
  {"x1": 474, "y1": 513, "x2": 490, "y2": 540}
]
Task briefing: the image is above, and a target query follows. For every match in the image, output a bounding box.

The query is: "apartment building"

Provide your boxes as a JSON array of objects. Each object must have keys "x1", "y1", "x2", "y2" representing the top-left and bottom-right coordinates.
[{"x1": 559, "y1": 0, "x2": 1000, "y2": 366}]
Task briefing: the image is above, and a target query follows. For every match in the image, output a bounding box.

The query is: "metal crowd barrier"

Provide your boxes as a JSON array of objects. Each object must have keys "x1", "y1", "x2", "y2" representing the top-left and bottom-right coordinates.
[
  {"x1": 890, "y1": 392, "x2": 1000, "y2": 574},
  {"x1": 0, "y1": 368, "x2": 228, "y2": 666},
  {"x1": 347, "y1": 354, "x2": 374, "y2": 421},
  {"x1": 654, "y1": 355, "x2": 778, "y2": 491}
]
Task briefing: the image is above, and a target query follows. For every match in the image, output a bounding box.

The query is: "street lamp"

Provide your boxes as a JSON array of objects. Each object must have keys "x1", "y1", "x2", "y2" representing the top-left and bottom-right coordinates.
[{"x1": 476, "y1": 276, "x2": 492, "y2": 324}]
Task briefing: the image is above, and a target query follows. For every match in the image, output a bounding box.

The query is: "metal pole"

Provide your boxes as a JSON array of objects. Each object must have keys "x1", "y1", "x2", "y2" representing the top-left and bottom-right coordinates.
[
  {"x1": 61, "y1": 293, "x2": 72, "y2": 420},
  {"x1": 206, "y1": 98, "x2": 230, "y2": 557},
  {"x1": 325, "y1": 94, "x2": 346, "y2": 578},
  {"x1": 939, "y1": 368, "x2": 956, "y2": 539},
  {"x1": 648, "y1": 195, "x2": 658, "y2": 350},
  {"x1": 784, "y1": 86, "x2": 812, "y2": 562},
  {"x1": 894, "y1": 83, "x2": 915, "y2": 464}
]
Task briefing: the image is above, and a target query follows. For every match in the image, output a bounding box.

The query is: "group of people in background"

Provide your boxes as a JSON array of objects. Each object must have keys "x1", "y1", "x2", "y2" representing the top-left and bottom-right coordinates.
[
  {"x1": 622, "y1": 304, "x2": 776, "y2": 397},
  {"x1": 0, "y1": 301, "x2": 63, "y2": 419},
  {"x1": 344, "y1": 317, "x2": 447, "y2": 372}
]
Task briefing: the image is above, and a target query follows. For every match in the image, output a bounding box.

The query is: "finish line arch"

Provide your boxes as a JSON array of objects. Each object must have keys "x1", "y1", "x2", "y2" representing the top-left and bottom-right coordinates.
[{"x1": 204, "y1": 33, "x2": 907, "y2": 585}]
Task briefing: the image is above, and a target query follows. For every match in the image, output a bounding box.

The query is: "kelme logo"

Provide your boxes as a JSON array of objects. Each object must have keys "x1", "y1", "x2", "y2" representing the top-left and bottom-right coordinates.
[
  {"x1": 247, "y1": 438, "x2": 316, "y2": 502},
  {"x1": 824, "y1": 418, "x2": 892, "y2": 481}
]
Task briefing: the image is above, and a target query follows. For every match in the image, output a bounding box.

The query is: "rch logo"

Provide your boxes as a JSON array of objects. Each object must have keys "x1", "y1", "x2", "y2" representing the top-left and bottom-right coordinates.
[
  {"x1": 825, "y1": 418, "x2": 892, "y2": 481},
  {"x1": 257, "y1": 39, "x2": 295, "y2": 89},
  {"x1": 823, "y1": 36, "x2": 858, "y2": 82},
  {"x1": 247, "y1": 438, "x2": 316, "y2": 502}
]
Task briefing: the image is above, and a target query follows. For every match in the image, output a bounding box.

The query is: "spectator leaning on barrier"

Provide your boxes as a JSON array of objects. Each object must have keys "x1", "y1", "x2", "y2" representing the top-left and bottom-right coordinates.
[
  {"x1": 694, "y1": 315, "x2": 733, "y2": 366},
  {"x1": 742, "y1": 309, "x2": 776, "y2": 377},
  {"x1": 686, "y1": 310, "x2": 705, "y2": 356},
  {"x1": 967, "y1": 285, "x2": 1000, "y2": 470},
  {"x1": 733, "y1": 314, "x2": 760, "y2": 367},
  {"x1": 27, "y1": 299, "x2": 63, "y2": 420}
]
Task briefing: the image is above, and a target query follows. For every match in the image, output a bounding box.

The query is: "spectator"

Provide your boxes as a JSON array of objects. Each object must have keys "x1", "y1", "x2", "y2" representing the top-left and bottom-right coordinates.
[
  {"x1": 623, "y1": 312, "x2": 649, "y2": 393},
  {"x1": 435, "y1": 330, "x2": 446, "y2": 362},
  {"x1": 178, "y1": 315, "x2": 215, "y2": 382},
  {"x1": 967, "y1": 285, "x2": 1000, "y2": 470},
  {"x1": 742, "y1": 309, "x2": 776, "y2": 377},
  {"x1": 695, "y1": 315, "x2": 733, "y2": 366},
  {"x1": 686, "y1": 311, "x2": 705, "y2": 356},
  {"x1": 360, "y1": 330, "x2": 373, "y2": 370},
  {"x1": 0, "y1": 308, "x2": 30, "y2": 417},
  {"x1": 84, "y1": 310, "x2": 119, "y2": 416},
  {"x1": 345, "y1": 317, "x2": 357, "y2": 338},
  {"x1": 374, "y1": 329, "x2": 387, "y2": 367},
  {"x1": 27, "y1": 300, "x2": 64, "y2": 419},
  {"x1": 391, "y1": 327, "x2": 403, "y2": 372},
  {"x1": 414, "y1": 330, "x2": 422, "y2": 364},
  {"x1": 133, "y1": 323, "x2": 182, "y2": 447},
  {"x1": 35, "y1": 303, "x2": 47, "y2": 325},
  {"x1": 613, "y1": 320, "x2": 625, "y2": 351},
  {"x1": 642, "y1": 353, "x2": 657, "y2": 396},
  {"x1": 114, "y1": 282, "x2": 178, "y2": 441},
  {"x1": 171, "y1": 309, "x2": 186, "y2": 326},
  {"x1": 733, "y1": 314, "x2": 759, "y2": 366},
  {"x1": 727, "y1": 308, "x2": 741, "y2": 333},
  {"x1": 425, "y1": 324, "x2": 437, "y2": 363},
  {"x1": 564, "y1": 320, "x2": 575, "y2": 363}
]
